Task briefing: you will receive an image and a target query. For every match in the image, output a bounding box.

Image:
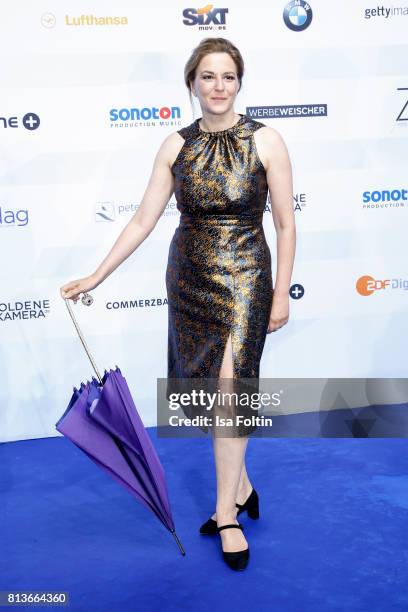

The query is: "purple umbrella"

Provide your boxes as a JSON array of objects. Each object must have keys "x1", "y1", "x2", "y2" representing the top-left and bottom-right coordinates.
[{"x1": 56, "y1": 296, "x2": 185, "y2": 556}]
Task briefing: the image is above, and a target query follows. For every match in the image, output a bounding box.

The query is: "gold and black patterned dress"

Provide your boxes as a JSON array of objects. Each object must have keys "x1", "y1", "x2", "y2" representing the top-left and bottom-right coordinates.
[{"x1": 166, "y1": 113, "x2": 273, "y2": 436}]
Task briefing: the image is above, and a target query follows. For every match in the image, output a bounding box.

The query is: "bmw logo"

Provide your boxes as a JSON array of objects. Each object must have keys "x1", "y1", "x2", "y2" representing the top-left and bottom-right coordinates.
[{"x1": 283, "y1": 1, "x2": 313, "y2": 31}]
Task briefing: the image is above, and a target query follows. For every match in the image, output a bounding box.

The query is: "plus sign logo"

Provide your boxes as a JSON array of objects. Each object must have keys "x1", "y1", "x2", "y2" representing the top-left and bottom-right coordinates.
[
  {"x1": 22, "y1": 113, "x2": 41, "y2": 131},
  {"x1": 289, "y1": 283, "x2": 304, "y2": 299}
]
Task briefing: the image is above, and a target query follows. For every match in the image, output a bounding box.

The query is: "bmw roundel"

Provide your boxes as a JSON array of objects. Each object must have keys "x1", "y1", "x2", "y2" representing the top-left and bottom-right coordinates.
[{"x1": 283, "y1": 1, "x2": 313, "y2": 31}]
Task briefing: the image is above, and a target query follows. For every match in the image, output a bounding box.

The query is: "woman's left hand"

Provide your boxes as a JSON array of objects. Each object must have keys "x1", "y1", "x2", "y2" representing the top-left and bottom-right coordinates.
[{"x1": 267, "y1": 292, "x2": 289, "y2": 333}]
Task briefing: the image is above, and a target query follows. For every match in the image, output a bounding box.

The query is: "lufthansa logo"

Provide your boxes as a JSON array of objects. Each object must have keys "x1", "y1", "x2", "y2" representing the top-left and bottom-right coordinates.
[{"x1": 283, "y1": 1, "x2": 313, "y2": 32}]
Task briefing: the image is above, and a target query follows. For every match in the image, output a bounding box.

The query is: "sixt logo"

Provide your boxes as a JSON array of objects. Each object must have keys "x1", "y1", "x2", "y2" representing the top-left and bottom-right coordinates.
[
  {"x1": 0, "y1": 112, "x2": 40, "y2": 130},
  {"x1": 183, "y1": 5, "x2": 228, "y2": 28},
  {"x1": 283, "y1": 0, "x2": 313, "y2": 31},
  {"x1": 356, "y1": 275, "x2": 408, "y2": 296},
  {"x1": 0, "y1": 206, "x2": 29, "y2": 226},
  {"x1": 362, "y1": 188, "x2": 407, "y2": 209}
]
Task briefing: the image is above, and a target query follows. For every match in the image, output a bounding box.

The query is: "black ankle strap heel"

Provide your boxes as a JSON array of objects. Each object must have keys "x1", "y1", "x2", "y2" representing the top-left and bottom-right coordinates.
[
  {"x1": 199, "y1": 488, "x2": 260, "y2": 536},
  {"x1": 235, "y1": 488, "x2": 259, "y2": 520},
  {"x1": 217, "y1": 523, "x2": 249, "y2": 571}
]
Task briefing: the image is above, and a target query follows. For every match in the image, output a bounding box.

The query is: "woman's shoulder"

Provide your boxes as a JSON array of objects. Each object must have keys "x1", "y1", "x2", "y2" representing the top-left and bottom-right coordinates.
[
  {"x1": 252, "y1": 122, "x2": 291, "y2": 170},
  {"x1": 252, "y1": 121, "x2": 288, "y2": 149},
  {"x1": 172, "y1": 119, "x2": 197, "y2": 141}
]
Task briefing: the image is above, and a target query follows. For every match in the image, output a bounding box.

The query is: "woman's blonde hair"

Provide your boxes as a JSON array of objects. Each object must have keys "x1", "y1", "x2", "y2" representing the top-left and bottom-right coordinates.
[{"x1": 184, "y1": 37, "x2": 244, "y2": 106}]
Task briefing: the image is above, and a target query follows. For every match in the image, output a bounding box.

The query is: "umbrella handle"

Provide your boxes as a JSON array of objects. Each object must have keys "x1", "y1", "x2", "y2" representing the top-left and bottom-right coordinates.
[{"x1": 63, "y1": 294, "x2": 103, "y2": 384}]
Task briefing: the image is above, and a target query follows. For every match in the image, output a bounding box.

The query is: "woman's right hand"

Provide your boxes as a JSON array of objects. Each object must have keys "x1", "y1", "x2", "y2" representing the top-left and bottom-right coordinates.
[{"x1": 60, "y1": 274, "x2": 100, "y2": 303}]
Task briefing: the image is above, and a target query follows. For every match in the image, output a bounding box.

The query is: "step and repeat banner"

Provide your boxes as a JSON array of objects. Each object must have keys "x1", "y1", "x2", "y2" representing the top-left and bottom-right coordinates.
[{"x1": 1, "y1": 1, "x2": 407, "y2": 441}]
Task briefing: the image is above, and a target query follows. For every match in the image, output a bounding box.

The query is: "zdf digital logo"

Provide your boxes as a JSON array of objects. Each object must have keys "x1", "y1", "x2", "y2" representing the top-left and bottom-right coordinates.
[
  {"x1": 0, "y1": 112, "x2": 41, "y2": 130},
  {"x1": 356, "y1": 275, "x2": 408, "y2": 296},
  {"x1": 283, "y1": 1, "x2": 313, "y2": 31}
]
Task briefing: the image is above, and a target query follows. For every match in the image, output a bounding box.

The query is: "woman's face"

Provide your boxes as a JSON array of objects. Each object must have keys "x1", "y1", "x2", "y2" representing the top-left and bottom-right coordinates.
[{"x1": 191, "y1": 52, "x2": 240, "y2": 115}]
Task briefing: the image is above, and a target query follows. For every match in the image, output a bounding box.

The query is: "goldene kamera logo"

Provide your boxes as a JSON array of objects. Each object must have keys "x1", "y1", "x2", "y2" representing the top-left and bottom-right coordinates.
[{"x1": 0, "y1": 299, "x2": 50, "y2": 322}]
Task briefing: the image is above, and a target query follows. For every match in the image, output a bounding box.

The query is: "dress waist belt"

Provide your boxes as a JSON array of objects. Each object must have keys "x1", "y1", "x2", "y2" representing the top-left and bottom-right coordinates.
[{"x1": 179, "y1": 212, "x2": 263, "y2": 227}]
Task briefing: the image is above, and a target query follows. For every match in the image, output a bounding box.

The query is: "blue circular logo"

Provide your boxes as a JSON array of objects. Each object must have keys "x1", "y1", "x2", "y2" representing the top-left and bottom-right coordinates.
[
  {"x1": 22, "y1": 112, "x2": 41, "y2": 131},
  {"x1": 283, "y1": 1, "x2": 313, "y2": 31},
  {"x1": 289, "y1": 283, "x2": 305, "y2": 299}
]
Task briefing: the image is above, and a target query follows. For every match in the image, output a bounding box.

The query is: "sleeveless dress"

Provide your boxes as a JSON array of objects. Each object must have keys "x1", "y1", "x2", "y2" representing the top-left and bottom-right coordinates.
[{"x1": 165, "y1": 113, "x2": 273, "y2": 437}]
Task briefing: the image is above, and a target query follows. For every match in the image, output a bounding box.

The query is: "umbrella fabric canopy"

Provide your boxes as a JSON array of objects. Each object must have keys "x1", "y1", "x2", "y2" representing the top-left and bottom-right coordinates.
[{"x1": 56, "y1": 367, "x2": 184, "y2": 555}]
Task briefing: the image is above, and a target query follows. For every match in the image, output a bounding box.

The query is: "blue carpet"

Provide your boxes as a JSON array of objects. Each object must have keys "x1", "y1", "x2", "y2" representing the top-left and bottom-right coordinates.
[{"x1": 1, "y1": 434, "x2": 408, "y2": 611}]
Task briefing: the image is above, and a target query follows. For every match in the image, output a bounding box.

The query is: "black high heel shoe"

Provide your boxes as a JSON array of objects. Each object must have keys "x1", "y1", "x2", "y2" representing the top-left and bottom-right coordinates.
[
  {"x1": 199, "y1": 488, "x2": 259, "y2": 535},
  {"x1": 217, "y1": 523, "x2": 249, "y2": 571}
]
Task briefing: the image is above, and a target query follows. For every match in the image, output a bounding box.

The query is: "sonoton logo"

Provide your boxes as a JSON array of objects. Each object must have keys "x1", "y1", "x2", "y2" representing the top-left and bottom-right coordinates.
[
  {"x1": 362, "y1": 188, "x2": 407, "y2": 209},
  {"x1": 183, "y1": 6, "x2": 228, "y2": 28},
  {"x1": 283, "y1": 1, "x2": 313, "y2": 31},
  {"x1": 356, "y1": 275, "x2": 408, "y2": 296},
  {"x1": 110, "y1": 106, "x2": 181, "y2": 128}
]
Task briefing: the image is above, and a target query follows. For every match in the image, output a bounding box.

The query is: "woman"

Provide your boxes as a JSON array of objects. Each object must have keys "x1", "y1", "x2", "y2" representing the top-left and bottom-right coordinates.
[{"x1": 60, "y1": 37, "x2": 295, "y2": 571}]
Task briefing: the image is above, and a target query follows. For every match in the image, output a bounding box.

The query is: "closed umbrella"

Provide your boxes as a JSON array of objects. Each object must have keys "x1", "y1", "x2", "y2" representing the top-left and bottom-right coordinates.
[{"x1": 56, "y1": 294, "x2": 185, "y2": 556}]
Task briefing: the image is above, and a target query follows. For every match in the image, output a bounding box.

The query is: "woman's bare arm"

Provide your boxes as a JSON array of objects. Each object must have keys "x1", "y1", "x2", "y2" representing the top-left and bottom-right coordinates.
[
  {"x1": 60, "y1": 131, "x2": 184, "y2": 300},
  {"x1": 255, "y1": 126, "x2": 296, "y2": 331},
  {"x1": 255, "y1": 126, "x2": 296, "y2": 297}
]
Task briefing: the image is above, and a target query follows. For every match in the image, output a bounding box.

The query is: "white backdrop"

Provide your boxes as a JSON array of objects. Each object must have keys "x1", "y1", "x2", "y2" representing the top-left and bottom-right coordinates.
[{"x1": 1, "y1": 0, "x2": 407, "y2": 442}]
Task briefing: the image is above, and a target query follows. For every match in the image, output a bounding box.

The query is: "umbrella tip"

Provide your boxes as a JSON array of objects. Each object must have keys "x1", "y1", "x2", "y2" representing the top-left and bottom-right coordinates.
[{"x1": 171, "y1": 529, "x2": 186, "y2": 556}]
